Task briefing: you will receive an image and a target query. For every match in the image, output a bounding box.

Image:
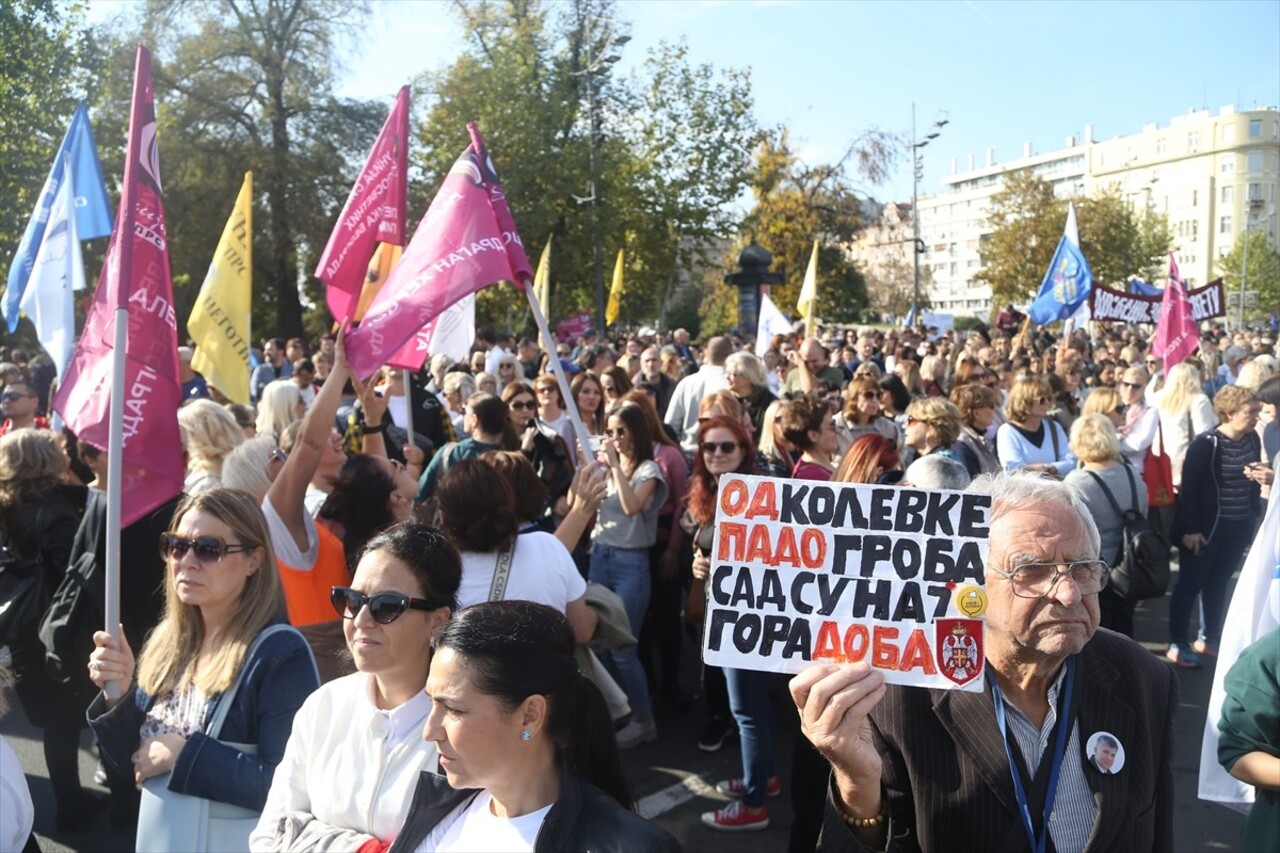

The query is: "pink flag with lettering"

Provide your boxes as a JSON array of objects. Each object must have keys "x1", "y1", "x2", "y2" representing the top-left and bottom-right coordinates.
[
  {"x1": 1152, "y1": 253, "x2": 1199, "y2": 368},
  {"x1": 317, "y1": 85, "x2": 410, "y2": 323},
  {"x1": 53, "y1": 45, "x2": 184, "y2": 526},
  {"x1": 344, "y1": 122, "x2": 533, "y2": 378}
]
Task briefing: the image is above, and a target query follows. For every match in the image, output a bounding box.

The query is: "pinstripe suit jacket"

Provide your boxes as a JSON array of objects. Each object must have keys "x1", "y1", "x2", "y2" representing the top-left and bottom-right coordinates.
[{"x1": 818, "y1": 629, "x2": 1177, "y2": 853}]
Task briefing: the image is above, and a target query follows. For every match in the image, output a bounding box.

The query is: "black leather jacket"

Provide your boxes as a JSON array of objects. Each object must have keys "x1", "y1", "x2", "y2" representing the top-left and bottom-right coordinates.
[{"x1": 389, "y1": 764, "x2": 681, "y2": 853}]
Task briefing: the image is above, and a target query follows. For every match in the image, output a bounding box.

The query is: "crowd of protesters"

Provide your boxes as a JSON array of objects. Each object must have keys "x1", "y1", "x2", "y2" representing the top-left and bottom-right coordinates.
[{"x1": 1, "y1": 313, "x2": 1278, "y2": 851}]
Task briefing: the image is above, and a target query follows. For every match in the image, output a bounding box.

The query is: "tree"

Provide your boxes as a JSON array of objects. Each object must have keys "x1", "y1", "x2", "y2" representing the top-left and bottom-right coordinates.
[
  {"x1": 862, "y1": 249, "x2": 932, "y2": 322},
  {"x1": 1217, "y1": 228, "x2": 1280, "y2": 324},
  {"x1": 976, "y1": 170, "x2": 1173, "y2": 314}
]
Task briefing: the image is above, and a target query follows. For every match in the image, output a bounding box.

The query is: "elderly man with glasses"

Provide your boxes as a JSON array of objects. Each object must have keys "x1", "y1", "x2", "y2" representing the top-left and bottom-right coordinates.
[{"x1": 793, "y1": 473, "x2": 1175, "y2": 853}]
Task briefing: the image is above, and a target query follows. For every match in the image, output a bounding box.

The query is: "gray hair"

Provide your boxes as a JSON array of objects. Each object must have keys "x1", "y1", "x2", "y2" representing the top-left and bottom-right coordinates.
[
  {"x1": 725, "y1": 351, "x2": 769, "y2": 390},
  {"x1": 443, "y1": 371, "x2": 476, "y2": 398},
  {"x1": 903, "y1": 455, "x2": 971, "y2": 491},
  {"x1": 968, "y1": 470, "x2": 1101, "y2": 560},
  {"x1": 221, "y1": 435, "x2": 277, "y2": 503}
]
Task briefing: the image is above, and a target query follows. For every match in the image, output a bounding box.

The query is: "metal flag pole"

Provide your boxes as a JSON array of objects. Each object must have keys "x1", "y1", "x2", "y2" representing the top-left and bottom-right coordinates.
[
  {"x1": 103, "y1": 307, "x2": 127, "y2": 701},
  {"x1": 402, "y1": 368, "x2": 415, "y2": 449},
  {"x1": 523, "y1": 287, "x2": 593, "y2": 463}
]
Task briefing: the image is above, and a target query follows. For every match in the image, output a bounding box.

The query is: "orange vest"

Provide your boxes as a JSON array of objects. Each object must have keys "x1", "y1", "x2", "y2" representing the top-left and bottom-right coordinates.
[{"x1": 276, "y1": 522, "x2": 349, "y2": 626}]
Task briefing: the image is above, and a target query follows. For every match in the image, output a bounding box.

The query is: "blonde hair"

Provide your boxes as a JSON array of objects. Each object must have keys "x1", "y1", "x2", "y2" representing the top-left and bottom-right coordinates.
[
  {"x1": 256, "y1": 380, "x2": 302, "y2": 442},
  {"x1": 137, "y1": 488, "x2": 286, "y2": 696},
  {"x1": 905, "y1": 396, "x2": 962, "y2": 449},
  {"x1": 1082, "y1": 387, "x2": 1123, "y2": 417},
  {"x1": 895, "y1": 360, "x2": 923, "y2": 395},
  {"x1": 1236, "y1": 361, "x2": 1273, "y2": 392},
  {"x1": 1007, "y1": 375, "x2": 1052, "y2": 423},
  {"x1": 220, "y1": 436, "x2": 277, "y2": 503},
  {"x1": 0, "y1": 429, "x2": 68, "y2": 523},
  {"x1": 758, "y1": 399, "x2": 787, "y2": 456},
  {"x1": 1069, "y1": 413, "x2": 1121, "y2": 464},
  {"x1": 179, "y1": 399, "x2": 245, "y2": 479},
  {"x1": 1153, "y1": 363, "x2": 1206, "y2": 416}
]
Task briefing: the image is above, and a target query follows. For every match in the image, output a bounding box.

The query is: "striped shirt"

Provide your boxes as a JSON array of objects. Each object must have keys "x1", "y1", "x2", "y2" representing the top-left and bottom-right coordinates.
[
  {"x1": 999, "y1": 666, "x2": 1098, "y2": 853},
  {"x1": 1216, "y1": 433, "x2": 1259, "y2": 519}
]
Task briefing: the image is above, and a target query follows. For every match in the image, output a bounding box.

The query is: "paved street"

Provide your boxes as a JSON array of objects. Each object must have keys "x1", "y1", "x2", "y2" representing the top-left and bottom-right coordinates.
[{"x1": 1, "y1": 565, "x2": 1250, "y2": 852}]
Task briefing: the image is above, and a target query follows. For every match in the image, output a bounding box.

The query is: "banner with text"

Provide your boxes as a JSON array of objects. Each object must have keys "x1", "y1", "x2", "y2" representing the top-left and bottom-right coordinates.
[
  {"x1": 701, "y1": 474, "x2": 992, "y2": 692},
  {"x1": 1089, "y1": 278, "x2": 1226, "y2": 324}
]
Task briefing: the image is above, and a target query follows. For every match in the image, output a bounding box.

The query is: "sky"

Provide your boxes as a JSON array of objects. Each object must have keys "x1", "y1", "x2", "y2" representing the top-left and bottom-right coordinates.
[{"x1": 87, "y1": 0, "x2": 1280, "y2": 205}]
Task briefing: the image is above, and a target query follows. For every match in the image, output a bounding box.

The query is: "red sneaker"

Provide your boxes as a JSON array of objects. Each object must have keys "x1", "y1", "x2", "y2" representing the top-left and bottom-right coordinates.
[
  {"x1": 715, "y1": 776, "x2": 782, "y2": 799},
  {"x1": 701, "y1": 799, "x2": 770, "y2": 832}
]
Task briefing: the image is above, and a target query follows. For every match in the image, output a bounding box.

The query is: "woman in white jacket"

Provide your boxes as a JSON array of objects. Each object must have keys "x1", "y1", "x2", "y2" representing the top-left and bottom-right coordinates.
[
  {"x1": 1152, "y1": 362, "x2": 1218, "y2": 488},
  {"x1": 250, "y1": 522, "x2": 460, "y2": 851}
]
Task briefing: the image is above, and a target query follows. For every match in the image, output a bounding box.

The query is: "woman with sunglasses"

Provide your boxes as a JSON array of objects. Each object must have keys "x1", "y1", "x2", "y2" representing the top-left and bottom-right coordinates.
[
  {"x1": 252, "y1": 522, "x2": 459, "y2": 851},
  {"x1": 950, "y1": 383, "x2": 1002, "y2": 478},
  {"x1": 995, "y1": 375, "x2": 1076, "y2": 477},
  {"x1": 1082, "y1": 386, "x2": 1128, "y2": 431},
  {"x1": 591, "y1": 402, "x2": 668, "y2": 749},
  {"x1": 503, "y1": 381, "x2": 574, "y2": 526},
  {"x1": 87, "y1": 489, "x2": 320, "y2": 851},
  {"x1": 600, "y1": 365, "x2": 634, "y2": 404},
  {"x1": 389, "y1": 600, "x2": 677, "y2": 852},
  {"x1": 533, "y1": 373, "x2": 575, "y2": 449},
  {"x1": 571, "y1": 372, "x2": 605, "y2": 438},
  {"x1": 833, "y1": 376, "x2": 901, "y2": 458}
]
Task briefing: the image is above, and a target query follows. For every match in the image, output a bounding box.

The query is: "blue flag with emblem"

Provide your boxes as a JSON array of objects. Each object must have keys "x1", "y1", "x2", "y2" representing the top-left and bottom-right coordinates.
[
  {"x1": 3, "y1": 102, "x2": 114, "y2": 332},
  {"x1": 1129, "y1": 278, "x2": 1162, "y2": 297},
  {"x1": 1027, "y1": 202, "x2": 1092, "y2": 325}
]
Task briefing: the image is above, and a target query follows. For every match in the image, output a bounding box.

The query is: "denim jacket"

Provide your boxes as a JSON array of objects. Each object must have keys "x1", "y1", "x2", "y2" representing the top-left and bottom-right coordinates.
[{"x1": 87, "y1": 622, "x2": 320, "y2": 812}]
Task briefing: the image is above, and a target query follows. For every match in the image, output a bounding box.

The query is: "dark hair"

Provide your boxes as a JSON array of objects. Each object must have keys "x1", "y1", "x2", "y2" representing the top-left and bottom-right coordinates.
[
  {"x1": 466, "y1": 392, "x2": 510, "y2": 437},
  {"x1": 437, "y1": 600, "x2": 632, "y2": 809},
  {"x1": 1257, "y1": 374, "x2": 1280, "y2": 408},
  {"x1": 618, "y1": 390, "x2": 678, "y2": 449},
  {"x1": 779, "y1": 393, "x2": 828, "y2": 451},
  {"x1": 480, "y1": 450, "x2": 548, "y2": 524},
  {"x1": 436, "y1": 458, "x2": 518, "y2": 553},
  {"x1": 358, "y1": 521, "x2": 462, "y2": 611},
  {"x1": 600, "y1": 366, "x2": 632, "y2": 397},
  {"x1": 605, "y1": 403, "x2": 653, "y2": 473},
  {"x1": 293, "y1": 357, "x2": 315, "y2": 374},
  {"x1": 319, "y1": 454, "x2": 397, "y2": 569},
  {"x1": 878, "y1": 374, "x2": 911, "y2": 415},
  {"x1": 688, "y1": 416, "x2": 755, "y2": 524}
]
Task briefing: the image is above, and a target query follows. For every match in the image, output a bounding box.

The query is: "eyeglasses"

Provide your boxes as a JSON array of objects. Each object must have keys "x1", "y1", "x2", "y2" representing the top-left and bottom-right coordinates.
[
  {"x1": 499, "y1": 363, "x2": 516, "y2": 371},
  {"x1": 269, "y1": 449, "x2": 288, "y2": 465},
  {"x1": 859, "y1": 390, "x2": 880, "y2": 400},
  {"x1": 701, "y1": 441, "x2": 740, "y2": 455},
  {"x1": 509, "y1": 399, "x2": 536, "y2": 410},
  {"x1": 604, "y1": 427, "x2": 628, "y2": 439},
  {"x1": 159, "y1": 533, "x2": 255, "y2": 564},
  {"x1": 330, "y1": 586, "x2": 435, "y2": 624},
  {"x1": 0, "y1": 391, "x2": 31, "y2": 402},
  {"x1": 1121, "y1": 381, "x2": 1143, "y2": 389},
  {"x1": 1036, "y1": 395, "x2": 1050, "y2": 404},
  {"x1": 987, "y1": 560, "x2": 1109, "y2": 599}
]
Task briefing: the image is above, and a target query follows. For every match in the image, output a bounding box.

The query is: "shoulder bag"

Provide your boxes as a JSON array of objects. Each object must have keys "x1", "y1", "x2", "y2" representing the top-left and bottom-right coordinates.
[
  {"x1": 135, "y1": 623, "x2": 315, "y2": 852},
  {"x1": 1143, "y1": 419, "x2": 1176, "y2": 508}
]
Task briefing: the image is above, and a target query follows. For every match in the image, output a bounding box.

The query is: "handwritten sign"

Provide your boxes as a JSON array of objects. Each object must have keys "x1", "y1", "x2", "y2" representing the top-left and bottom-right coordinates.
[
  {"x1": 1089, "y1": 279, "x2": 1226, "y2": 324},
  {"x1": 701, "y1": 474, "x2": 992, "y2": 692}
]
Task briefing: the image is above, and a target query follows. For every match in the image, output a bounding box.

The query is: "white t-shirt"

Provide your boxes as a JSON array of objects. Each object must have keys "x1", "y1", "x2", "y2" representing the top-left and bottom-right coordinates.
[
  {"x1": 0, "y1": 735, "x2": 33, "y2": 852},
  {"x1": 416, "y1": 790, "x2": 551, "y2": 853},
  {"x1": 457, "y1": 531, "x2": 586, "y2": 612}
]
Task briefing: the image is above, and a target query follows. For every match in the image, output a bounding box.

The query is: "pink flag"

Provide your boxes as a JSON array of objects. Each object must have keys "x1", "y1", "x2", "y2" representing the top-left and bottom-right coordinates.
[
  {"x1": 344, "y1": 123, "x2": 534, "y2": 378},
  {"x1": 1152, "y1": 253, "x2": 1199, "y2": 368},
  {"x1": 53, "y1": 45, "x2": 184, "y2": 526},
  {"x1": 316, "y1": 85, "x2": 410, "y2": 323}
]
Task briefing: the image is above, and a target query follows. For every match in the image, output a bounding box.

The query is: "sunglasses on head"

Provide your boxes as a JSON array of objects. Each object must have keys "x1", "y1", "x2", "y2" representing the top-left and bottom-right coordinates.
[
  {"x1": 159, "y1": 532, "x2": 254, "y2": 564},
  {"x1": 701, "y1": 441, "x2": 739, "y2": 455},
  {"x1": 330, "y1": 586, "x2": 436, "y2": 624}
]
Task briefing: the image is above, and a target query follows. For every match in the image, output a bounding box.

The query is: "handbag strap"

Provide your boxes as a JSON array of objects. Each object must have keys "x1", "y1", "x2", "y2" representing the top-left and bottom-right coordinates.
[
  {"x1": 488, "y1": 543, "x2": 516, "y2": 602},
  {"x1": 1121, "y1": 463, "x2": 1141, "y2": 510},
  {"x1": 1048, "y1": 419, "x2": 1061, "y2": 462},
  {"x1": 206, "y1": 623, "x2": 301, "y2": 739},
  {"x1": 1083, "y1": 469, "x2": 1127, "y2": 519}
]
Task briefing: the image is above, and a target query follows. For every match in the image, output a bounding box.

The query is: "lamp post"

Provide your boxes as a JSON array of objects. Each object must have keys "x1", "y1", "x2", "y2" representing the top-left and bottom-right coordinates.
[
  {"x1": 910, "y1": 104, "x2": 948, "y2": 324},
  {"x1": 573, "y1": 15, "x2": 629, "y2": 332}
]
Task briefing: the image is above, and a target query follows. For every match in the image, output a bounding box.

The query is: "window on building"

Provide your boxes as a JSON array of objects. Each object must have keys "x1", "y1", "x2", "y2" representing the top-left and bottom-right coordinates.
[
  {"x1": 1222, "y1": 158, "x2": 1236, "y2": 175},
  {"x1": 1220, "y1": 215, "x2": 1232, "y2": 234},
  {"x1": 1248, "y1": 183, "x2": 1263, "y2": 202},
  {"x1": 1249, "y1": 119, "x2": 1262, "y2": 138},
  {"x1": 1188, "y1": 131, "x2": 1199, "y2": 150},
  {"x1": 1191, "y1": 220, "x2": 1198, "y2": 241},
  {"x1": 1156, "y1": 138, "x2": 1167, "y2": 154},
  {"x1": 1222, "y1": 185, "x2": 1234, "y2": 204},
  {"x1": 1191, "y1": 189, "x2": 1199, "y2": 207},
  {"x1": 1222, "y1": 124, "x2": 1236, "y2": 143},
  {"x1": 1248, "y1": 152, "x2": 1264, "y2": 172}
]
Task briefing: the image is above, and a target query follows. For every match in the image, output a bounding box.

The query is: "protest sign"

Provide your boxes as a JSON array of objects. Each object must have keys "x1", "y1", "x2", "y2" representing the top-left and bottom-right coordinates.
[
  {"x1": 1089, "y1": 278, "x2": 1226, "y2": 324},
  {"x1": 556, "y1": 311, "x2": 593, "y2": 342},
  {"x1": 701, "y1": 474, "x2": 992, "y2": 692}
]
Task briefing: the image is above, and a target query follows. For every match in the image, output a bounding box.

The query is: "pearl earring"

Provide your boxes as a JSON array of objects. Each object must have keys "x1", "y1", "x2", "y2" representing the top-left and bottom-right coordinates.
[{"x1": 521, "y1": 730, "x2": 532, "y2": 741}]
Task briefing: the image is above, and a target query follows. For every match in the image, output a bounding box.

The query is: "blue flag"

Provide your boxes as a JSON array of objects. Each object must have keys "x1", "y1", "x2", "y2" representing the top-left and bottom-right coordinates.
[
  {"x1": 1128, "y1": 278, "x2": 1162, "y2": 297},
  {"x1": 1027, "y1": 202, "x2": 1092, "y2": 325},
  {"x1": 3, "y1": 102, "x2": 114, "y2": 332}
]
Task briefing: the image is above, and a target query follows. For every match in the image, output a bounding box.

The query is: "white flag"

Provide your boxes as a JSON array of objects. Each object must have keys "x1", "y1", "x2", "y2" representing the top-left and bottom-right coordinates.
[
  {"x1": 756, "y1": 293, "x2": 792, "y2": 357},
  {"x1": 20, "y1": 157, "x2": 83, "y2": 378},
  {"x1": 1198, "y1": 490, "x2": 1280, "y2": 810}
]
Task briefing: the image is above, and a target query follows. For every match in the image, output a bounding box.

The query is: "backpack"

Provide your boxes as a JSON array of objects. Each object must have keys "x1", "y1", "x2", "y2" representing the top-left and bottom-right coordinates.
[{"x1": 1085, "y1": 466, "x2": 1171, "y2": 602}]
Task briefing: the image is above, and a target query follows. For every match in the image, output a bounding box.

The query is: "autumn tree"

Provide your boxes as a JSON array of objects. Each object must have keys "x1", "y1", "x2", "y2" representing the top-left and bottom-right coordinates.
[{"x1": 1217, "y1": 229, "x2": 1280, "y2": 324}]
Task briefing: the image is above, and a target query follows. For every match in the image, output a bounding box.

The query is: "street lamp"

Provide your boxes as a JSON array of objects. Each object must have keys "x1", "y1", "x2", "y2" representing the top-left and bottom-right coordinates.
[
  {"x1": 910, "y1": 104, "x2": 948, "y2": 324},
  {"x1": 572, "y1": 17, "x2": 629, "y2": 332}
]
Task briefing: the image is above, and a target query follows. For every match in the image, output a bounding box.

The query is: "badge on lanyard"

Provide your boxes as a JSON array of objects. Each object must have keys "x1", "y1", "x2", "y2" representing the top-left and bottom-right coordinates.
[{"x1": 1085, "y1": 731, "x2": 1124, "y2": 774}]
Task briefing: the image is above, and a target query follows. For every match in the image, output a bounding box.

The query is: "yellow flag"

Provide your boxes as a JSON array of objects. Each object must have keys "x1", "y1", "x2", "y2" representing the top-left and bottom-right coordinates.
[
  {"x1": 796, "y1": 239, "x2": 819, "y2": 331},
  {"x1": 354, "y1": 242, "x2": 403, "y2": 322},
  {"x1": 534, "y1": 235, "x2": 552, "y2": 319},
  {"x1": 606, "y1": 248, "x2": 624, "y2": 326},
  {"x1": 188, "y1": 172, "x2": 253, "y2": 404}
]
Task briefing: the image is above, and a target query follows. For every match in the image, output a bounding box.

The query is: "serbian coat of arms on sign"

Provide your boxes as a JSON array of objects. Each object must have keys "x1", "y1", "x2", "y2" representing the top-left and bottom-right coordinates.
[{"x1": 936, "y1": 618, "x2": 984, "y2": 686}]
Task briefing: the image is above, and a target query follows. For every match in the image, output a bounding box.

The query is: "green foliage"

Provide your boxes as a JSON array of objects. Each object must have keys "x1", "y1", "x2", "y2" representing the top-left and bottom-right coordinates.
[
  {"x1": 976, "y1": 170, "x2": 1174, "y2": 315},
  {"x1": 1217, "y1": 229, "x2": 1280, "y2": 324}
]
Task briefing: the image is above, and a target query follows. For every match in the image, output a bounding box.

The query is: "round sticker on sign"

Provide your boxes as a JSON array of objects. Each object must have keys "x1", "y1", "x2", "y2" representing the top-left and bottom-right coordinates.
[
  {"x1": 1086, "y1": 731, "x2": 1124, "y2": 775},
  {"x1": 956, "y1": 585, "x2": 988, "y2": 618}
]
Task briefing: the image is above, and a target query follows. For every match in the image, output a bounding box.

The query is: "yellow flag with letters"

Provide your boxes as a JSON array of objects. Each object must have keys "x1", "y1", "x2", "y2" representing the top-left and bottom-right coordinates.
[
  {"x1": 796, "y1": 239, "x2": 819, "y2": 332},
  {"x1": 534, "y1": 235, "x2": 552, "y2": 319},
  {"x1": 188, "y1": 172, "x2": 253, "y2": 404},
  {"x1": 606, "y1": 248, "x2": 624, "y2": 327}
]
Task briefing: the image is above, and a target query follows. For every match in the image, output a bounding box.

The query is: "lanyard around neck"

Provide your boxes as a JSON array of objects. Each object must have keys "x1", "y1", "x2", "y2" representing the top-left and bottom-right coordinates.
[{"x1": 991, "y1": 656, "x2": 1077, "y2": 853}]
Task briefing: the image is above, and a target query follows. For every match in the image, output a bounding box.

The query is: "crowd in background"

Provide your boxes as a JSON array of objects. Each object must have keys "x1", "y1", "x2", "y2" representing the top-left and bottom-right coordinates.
[{"x1": 0, "y1": 313, "x2": 1278, "y2": 848}]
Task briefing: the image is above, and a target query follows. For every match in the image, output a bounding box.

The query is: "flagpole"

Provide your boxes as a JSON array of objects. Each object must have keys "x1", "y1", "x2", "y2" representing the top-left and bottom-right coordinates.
[
  {"x1": 103, "y1": 308, "x2": 127, "y2": 701},
  {"x1": 524, "y1": 288, "x2": 593, "y2": 463}
]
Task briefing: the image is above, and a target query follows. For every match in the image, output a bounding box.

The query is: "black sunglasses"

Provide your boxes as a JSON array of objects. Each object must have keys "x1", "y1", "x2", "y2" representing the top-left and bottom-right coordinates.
[
  {"x1": 159, "y1": 533, "x2": 254, "y2": 564},
  {"x1": 509, "y1": 399, "x2": 536, "y2": 410},
  {"x1": 604, "y1": 427, "x2": 628, "y2": 438},
  {"x1": 331, "y1": 586, "x2": 435, "y2": 624},
  {"x1": 701, "y1": 441, "x2": 739, "y2": 455},
  {"x1": 1, "y1": 391, "x2": 32, "y2": 402}
]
